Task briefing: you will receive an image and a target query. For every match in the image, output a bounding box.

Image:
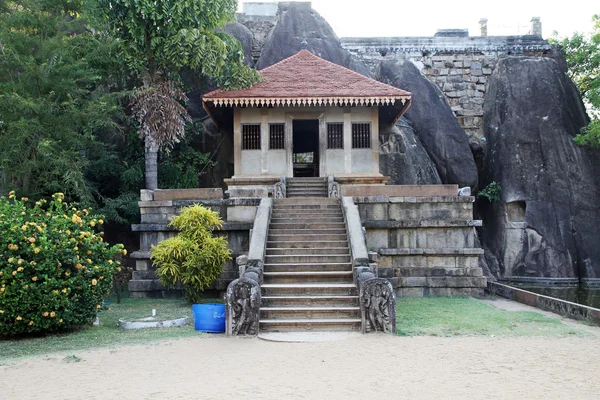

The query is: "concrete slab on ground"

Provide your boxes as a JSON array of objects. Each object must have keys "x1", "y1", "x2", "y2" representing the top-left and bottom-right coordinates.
[{"x1": 258, "y1": 331, "x2": 363, "y2": 343}]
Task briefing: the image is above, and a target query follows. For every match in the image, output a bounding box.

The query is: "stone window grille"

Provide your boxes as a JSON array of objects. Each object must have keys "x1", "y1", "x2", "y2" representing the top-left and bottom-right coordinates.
[
  {"x1": 352, "y1": 123, "x2": 371, "y2": 149},
  {"x1": 269, "y1": 123, "x2": 285, "y2": 150},
  {"x1": 327, "y1": 123, "x2": 344, "y2": 149},
  {"x1": 242, "y1": 124, "x2": 261, "y2": 150}
]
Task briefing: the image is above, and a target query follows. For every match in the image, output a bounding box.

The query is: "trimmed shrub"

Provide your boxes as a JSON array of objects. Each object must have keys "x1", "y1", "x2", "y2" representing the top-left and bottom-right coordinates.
[
  {"x1": 151, "y1": 204, "x2": 231, "y2": 303},
  {"x1": 0, "y1": 192, "x2": 124, "y2": 336}
]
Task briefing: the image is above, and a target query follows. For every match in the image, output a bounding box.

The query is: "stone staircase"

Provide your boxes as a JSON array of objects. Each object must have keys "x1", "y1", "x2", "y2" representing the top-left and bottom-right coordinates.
[
  {"x1": 260, "y1": 195, "x2": 361, "y2": 332},
  {"x1": 285, "y1": 177, "x2": 328, "y2": 198}
]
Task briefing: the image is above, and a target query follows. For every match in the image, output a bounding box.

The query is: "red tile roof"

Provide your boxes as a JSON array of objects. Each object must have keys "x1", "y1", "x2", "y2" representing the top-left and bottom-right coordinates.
[{"x1": 203, "y1": 50, "x2": 411, "y2": 101}]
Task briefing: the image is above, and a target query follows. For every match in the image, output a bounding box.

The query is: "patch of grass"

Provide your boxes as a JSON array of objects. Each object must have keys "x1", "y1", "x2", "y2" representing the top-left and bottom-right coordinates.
[
  {"x1": 0, "y1": 296, "x2": 223, "y2": 360},
  {"x1": 396, "y1": 297, "x2": 586, "y2": 337}
]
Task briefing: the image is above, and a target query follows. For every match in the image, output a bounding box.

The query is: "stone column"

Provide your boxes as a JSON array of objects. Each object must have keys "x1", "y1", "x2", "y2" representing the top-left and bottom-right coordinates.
[
  {"x1": 285, "y1": 115, "x2": 293, "y2": 177},
  {"x1": 479, "y1": 18, "x2": 488, "y2": 37},
  {"x1": 530, "y1": 17, "x2": 542, "y2": 36},
  {"x1": 319, "y1": 114, "x2": 326, "y2": 177},
  {"x1": 260, "y1": 108, "x2": 268, "y2": 174},
  {"x1": 343, "y1": 108, "x2": 352, "y2": 173},
  {"x1": 371, "y1": 107, "x2": 379, "y2": 174},
  {"x1": 233, "y1": 107, "x2": 242, "y2": 176}
]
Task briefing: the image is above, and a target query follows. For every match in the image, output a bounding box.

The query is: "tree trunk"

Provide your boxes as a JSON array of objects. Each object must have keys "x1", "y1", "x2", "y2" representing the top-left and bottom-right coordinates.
[{"x1": 145, "y1": 132, "x2": 159, "y2": 190}]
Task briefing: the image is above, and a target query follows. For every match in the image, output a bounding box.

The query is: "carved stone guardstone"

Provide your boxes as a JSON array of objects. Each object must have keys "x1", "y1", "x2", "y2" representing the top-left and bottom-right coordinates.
[
  {"x1": 328, "y1": 176, "x2": 341, "y2": 198},
  {"x1": 359, "y1": 277, "x2": 396, "y2": 334},
  {"x1": 274, "y1": 176, "x2": 286, "y2": 198},
  {"x1": 226, "y1": 277, "x2": 261, "y2": 336}
]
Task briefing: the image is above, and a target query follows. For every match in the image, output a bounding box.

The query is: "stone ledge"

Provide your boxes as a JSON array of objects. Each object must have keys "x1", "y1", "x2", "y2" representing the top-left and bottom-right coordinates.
[
  {"x1": 363, "y1": 220, "x2": 482, "y2": 228},
  {"x1": 378, "y1": 267, "x2": 483, "y2": 278},
  {"x1": 139, "y1": 200, "x2": 173, "y2": 208},
  {"x1": 342, "y1": 184, "x2": 457, "y2": 197},
  {"x1": 131, "y1": 222, "x2": 253, "y2": 232},
  {"x1": 388, "y1": 276, "x2": 487, "y2": 288},
  {"x1": 153, "y1": 188, "x2": 223, "y2": 201},
  {"x1": 379, "y1": 248, "x2": 485, "y2": 256},
  {"x1": 353, "y1": 196, "x2": 474, "y2": 203}
]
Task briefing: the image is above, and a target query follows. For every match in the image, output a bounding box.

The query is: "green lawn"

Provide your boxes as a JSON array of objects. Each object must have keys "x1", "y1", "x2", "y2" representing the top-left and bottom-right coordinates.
[
  {"x1": 396, "y1": 297, "x2": 586, "y2": 337},
  {"x1": 1, "y1": 296, "x2": 587, "y2": 360},
  {"x1": 0, "y1": 296, "x2": 222, "y2": 360}
]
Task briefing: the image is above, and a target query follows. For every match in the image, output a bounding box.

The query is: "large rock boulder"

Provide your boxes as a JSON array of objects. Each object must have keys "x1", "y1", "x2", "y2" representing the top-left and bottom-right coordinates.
[
  {"x1": 256, "y1": 2, "x2": 371, "y2": 77},
  {"x1": 480, "y1": 56, "x2": 600, "y2": 282},
  {"x1": 376, "y1": 59, "x2": 479, "y2": 188},
  {"x1": 223, "y1": 22, "x2": 255, "y2": 67},
  {"x1": 379, "y1": 118, "x2": 442, "y2": 185}
]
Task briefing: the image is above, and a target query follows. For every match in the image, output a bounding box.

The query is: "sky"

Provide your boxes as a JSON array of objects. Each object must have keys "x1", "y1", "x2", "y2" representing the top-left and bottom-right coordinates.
[{"x1": 239, "y1": 0, "x2": 598, "y2": 38}]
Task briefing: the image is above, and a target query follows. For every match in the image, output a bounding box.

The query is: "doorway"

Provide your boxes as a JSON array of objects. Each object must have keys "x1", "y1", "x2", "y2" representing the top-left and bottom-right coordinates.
[{"x1": 292, "y1": 119, "x2": 319, "y2": 177}]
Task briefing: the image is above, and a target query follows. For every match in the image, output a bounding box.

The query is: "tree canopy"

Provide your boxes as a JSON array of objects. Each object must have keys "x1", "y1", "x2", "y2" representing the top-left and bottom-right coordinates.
[{"x1": 554, "y1": 15, "x2": 600, "y2": 147}]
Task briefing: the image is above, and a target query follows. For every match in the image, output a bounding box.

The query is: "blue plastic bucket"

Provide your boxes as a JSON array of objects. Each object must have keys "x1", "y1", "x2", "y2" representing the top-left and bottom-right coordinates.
[{"x1": 192, "y1": 303, "x2": 226, "y2": 333}]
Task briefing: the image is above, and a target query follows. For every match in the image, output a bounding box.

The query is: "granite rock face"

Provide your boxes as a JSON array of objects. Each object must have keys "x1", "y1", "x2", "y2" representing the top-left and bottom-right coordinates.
[
  {"x1": 379, "y1": 118, "x2": 442, "y2": 185},
  {"x1": 223, "y1": 22, "x2": 255, "y2": 67},
  {"x1": 480, "y1": 56, "x2": 600, "y2": 281},
  {"x1": 376, "y1": 58, "x2": 479, "y2": 188},
  {"x1": 256, "y1": 2, "x2": 371, "y2": 76}
]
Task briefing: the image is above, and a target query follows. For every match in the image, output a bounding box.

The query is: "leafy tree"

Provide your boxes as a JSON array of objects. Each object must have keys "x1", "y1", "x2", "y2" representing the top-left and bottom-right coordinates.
[
  {"x1": 553, "y1": 15, "x2": 600, "y2": 147},
  {"x1": 0, "y1": 0, "x2": 123, "y2": 201},
  {"x1": 96, "y1": 0, "x2": 261, "y2": 190}
]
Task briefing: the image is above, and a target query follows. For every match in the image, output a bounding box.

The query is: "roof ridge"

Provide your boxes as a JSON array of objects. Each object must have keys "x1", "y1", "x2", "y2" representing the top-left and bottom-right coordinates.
[{"x1": 259, "y1": 49, "x2": 311, "y2": 74}]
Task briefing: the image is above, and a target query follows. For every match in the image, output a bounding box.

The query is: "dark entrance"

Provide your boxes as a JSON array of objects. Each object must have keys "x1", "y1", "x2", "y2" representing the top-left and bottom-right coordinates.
[{"x1": 292, "y1": 119, "x2": 319, "y2": 177}]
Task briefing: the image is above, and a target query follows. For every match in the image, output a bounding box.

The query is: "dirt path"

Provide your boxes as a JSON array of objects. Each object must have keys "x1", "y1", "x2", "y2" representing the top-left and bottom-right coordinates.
[{"x1": 2, "y1": 334, "x2": 599, "y2": 399}]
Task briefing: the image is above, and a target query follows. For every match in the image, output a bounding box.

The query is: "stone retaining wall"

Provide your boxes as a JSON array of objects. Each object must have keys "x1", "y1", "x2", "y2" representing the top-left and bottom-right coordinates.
[
  {"x1": 129, "y1": 189, "x2": 259, "y2": 298},
  {"x1": 488, "y1": 282, "x2": 600, "y2": 325}
]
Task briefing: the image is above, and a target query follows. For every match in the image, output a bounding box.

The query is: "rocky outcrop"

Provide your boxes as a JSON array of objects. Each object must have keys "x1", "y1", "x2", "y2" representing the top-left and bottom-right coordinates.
[
  {"x1": 256, "y1": 2, "x2": 371, "y2": 77},
  {"x1": 376, "y1": 59, "x2": 479, "y2": 188},
  {"x1": 480, "y1": 56, "x2": 600, "y2": 282},
  {"x1": 379, "y1": 118, "x2": 442, "y2": 185},
  {"x1": 223, "y1": 22, "x2": 255, "y2": 67}
]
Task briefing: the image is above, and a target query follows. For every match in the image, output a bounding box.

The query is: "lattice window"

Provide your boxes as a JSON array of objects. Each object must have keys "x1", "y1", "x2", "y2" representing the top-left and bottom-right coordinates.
[
  {"x1": 327, "y1": 123, "x2": 344, "y2": 149},
  {"x1": 242, "y1": 124, "x2": 261, "y2": 150},
  {"x1": 269, "y1": 123, "x2": 285, "y2": 150},
  {"x1": 352, "y1": 123, "x2": 371, "y2": 149}
]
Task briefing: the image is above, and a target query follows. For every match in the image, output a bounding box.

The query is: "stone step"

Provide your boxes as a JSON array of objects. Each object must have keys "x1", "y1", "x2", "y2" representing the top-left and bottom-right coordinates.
[
  {"x1": 265, "y1": 247, "x2": 349, "y2": 255},
  {"x1": 259, "y1": 318, "x2": 361, "y2": 332},
  {"x1": 260, "y1": 306, "x2": 360, "y2": 319},
  {"x1": 270, "y1": 217, "x2": 344, "y2": 223},
  {"x1": 266, "y1": 240, "x2": 348, "y2": 249},
  {"x1": 272, "y1": 205, "x2": 340, "y2": 211},
  {"x1": 271, "y1": 211, "x2": 343, "y2": 217},
  {"x1": 263, "y1": 271, "x2": 354, "y2": 284},
  {"x1": 264, "y1": 262, "x2": 353, "y2": 272},
  {"x1": 274, "y1": 198, "x2": 339, "y2": 205},
  {"x1": 264, "y1": 254, "x2": 352, "y2": 264},
  {"x1": 268, "y1": 233, "x2": 349, "y2": 241},
  {"x1": 286, "y1": 188, "x2": 328, "y2": 193},
  {"x1": 268, "y1": 229, "x2": 347, "y2": 236},
  {"x1": 287, "y1": 178, "x2": 327, "y2": 182},
  {"x1": 287, "y1": 194, "x2": 329, "y2": 198},
  {"x1": 286, "y1": 183, "x2": 328, "y2": 188},
  {"x1": 261, "y1": 283, "x2": 358, "y2": 296},
  {"x1": 269, "y1": 222, "x2": 346, "y2": 229},
  {"x1": 261, "y1": 295, "x2": 359, "y2": 307}
]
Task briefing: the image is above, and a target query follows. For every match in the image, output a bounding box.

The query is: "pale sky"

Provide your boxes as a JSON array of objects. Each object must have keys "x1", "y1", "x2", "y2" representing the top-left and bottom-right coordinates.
[{"x1": 239, "y1": 0, "x2": 598, "y2": 38}]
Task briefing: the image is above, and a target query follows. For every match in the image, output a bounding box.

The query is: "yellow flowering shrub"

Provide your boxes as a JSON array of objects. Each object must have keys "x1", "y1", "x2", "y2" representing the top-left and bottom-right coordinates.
[{"x1": 0, "y1": 192, "x2": 124, "y2": 336}]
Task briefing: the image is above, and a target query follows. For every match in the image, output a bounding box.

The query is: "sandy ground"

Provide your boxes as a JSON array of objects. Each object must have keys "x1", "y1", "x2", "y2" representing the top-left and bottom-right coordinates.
[{"x1": 2, "y1": 333, "x2": 600, "y2": 400}]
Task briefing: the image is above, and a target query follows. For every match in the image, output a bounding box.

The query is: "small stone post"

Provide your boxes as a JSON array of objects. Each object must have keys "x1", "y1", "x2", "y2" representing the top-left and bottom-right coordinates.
[
  {"x1": 530, "y1": 17, "x2": 542, "y2": 36},
  {"x1": 479, "y1": 18, "x2": 488, "y2": 37}
]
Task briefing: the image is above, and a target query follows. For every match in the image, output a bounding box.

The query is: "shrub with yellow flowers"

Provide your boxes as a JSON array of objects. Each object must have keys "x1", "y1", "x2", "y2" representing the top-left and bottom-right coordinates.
[{"x1": 0, "y1": 192, "x2": 125, "y2": 336}]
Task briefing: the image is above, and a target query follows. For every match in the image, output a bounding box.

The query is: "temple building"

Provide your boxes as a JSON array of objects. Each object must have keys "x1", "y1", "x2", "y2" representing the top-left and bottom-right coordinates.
[{"x1": 202, "y1": 50, "x2": 412, "y2": 191}]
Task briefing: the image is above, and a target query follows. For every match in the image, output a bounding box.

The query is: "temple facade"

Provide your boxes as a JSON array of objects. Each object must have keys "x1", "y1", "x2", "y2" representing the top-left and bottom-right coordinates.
[{"x1": 203, "y1": 50, "x2": 412, "y2": 191}]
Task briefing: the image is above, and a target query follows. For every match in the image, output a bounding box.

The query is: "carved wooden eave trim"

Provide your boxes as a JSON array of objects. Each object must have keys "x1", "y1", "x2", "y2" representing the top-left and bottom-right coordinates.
[{"x1": 203, "y1": 95, "x2": 411, "y2": 108}]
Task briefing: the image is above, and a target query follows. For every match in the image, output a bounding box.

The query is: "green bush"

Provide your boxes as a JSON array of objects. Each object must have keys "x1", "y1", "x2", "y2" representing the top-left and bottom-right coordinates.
[
  {"x1": 477, "y1": 181, "x2": 502, "y2": 202},
  {"x1": 0, "y1": 192, "x2": 124, "y2": 336},
  {"x1": 151, "y1": 205, "x2": 231, "y2": 303}
]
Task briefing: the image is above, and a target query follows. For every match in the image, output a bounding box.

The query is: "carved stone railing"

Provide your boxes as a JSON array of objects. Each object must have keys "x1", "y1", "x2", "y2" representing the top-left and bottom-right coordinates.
[
  {"x1": 328, "y1": 176, "x2": 340, "y2": 198},
  {"x1": 341, "y1": 196, "x2": 396, "y2": 334},
  {"x1": 274, "y1": 176, "x2": 286, "y2": 199},
  {"x1": 226, "y1": 198, "x2": 272, "y2": 336}
]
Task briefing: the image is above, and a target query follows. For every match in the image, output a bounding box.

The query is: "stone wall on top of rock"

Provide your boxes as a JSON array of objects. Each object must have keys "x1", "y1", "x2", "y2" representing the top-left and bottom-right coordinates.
[
  {"x1": 480, "y1": 56, "x2": 600, "y2": 284},
  {"x1": 377, "y1": 58, "x2": 479, "y2": 189},
  {"x1": 255, "y1": 2, "x2": 371, "y2": 77}
]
